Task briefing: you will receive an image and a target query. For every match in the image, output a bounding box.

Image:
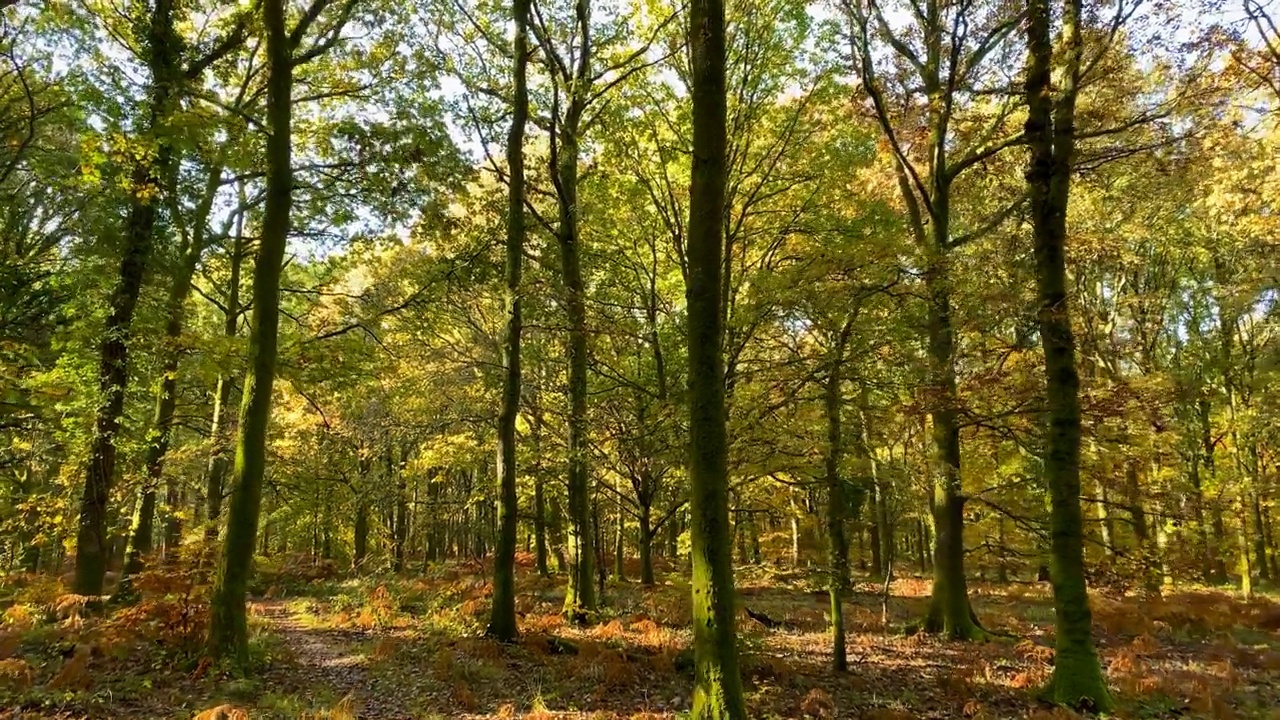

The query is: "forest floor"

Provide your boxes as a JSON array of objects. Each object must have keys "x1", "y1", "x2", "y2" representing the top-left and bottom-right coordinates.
[{"x1": 2, "y1": 557, "x2": 1279, "y2": 719}]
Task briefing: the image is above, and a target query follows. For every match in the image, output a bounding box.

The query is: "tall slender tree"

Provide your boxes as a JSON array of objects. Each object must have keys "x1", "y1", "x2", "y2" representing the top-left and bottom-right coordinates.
[
  {"x1": 206, "y1": 0, "x2": 294, "y2": 662},
  {"x1": 1024, "y1": 0, "x2": 1111, "y2": 708},
  {"x1": 686, "y1": 0, "x2": 745, "y2": 715},
  {"x1": 541, "y1": 0, "x2": 597, "y2": 622},
  {"x1": 823, "y1": 322, "x2": 853, "y2": 672},
  {"x1": 487, "y1": 0, "x2": 531, "y2": 642}
]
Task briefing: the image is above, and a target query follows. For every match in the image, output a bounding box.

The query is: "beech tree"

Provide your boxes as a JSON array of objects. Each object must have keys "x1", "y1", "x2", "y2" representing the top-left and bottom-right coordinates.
[
  {"x1": 1024, "y1": 0, "x2": 1111, "y2": 707},
  {"x1": 486, "y1": 0, "x2": 531, "y2": 642},
  {"x1": 205, "y1": 0, "x2": 295, "y2": 663},
  {"x1": 686, "y1": 0, "x2": 746, "y2": 716}
]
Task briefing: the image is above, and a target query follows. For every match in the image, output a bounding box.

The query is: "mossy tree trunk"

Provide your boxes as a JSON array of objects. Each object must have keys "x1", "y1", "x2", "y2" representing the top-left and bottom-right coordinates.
[
  {"x1": 73, "y1": 0, "x2": 180, "y2": 597},
  {"x1": 847, "y1": 0, "x2": 1029, "y2": 640},
  {"x1": 614, "y1": 493, "x2": 626, "y2": 581},
  {"x1": 1092, "y1": 470, "x2": 1116, "y2": 560},
  {"x1": 205, "y1": 0, "x2": 292, "y2": 662},
  {"x1": 1124, "y1": 459, "x2": 1160, "y2": 594},
  {"x1": 686, "y1": 0, "x2": 746, "y2": 714},
  {"x1": 1024, "y1": 0, "x2": 1112, "y2": 708},
  {"x1": 488, "y1": 0, "x2": 529, "y2": 639},
  {"x1": 920, "y1": 251, "x2": 982, "y2": 638},
  {"x1": 1186, "y1": 447, "x2": 1213, "y2": 583},
  {"x1": 548, "y1": 0, "x2": 595, "y2": 621}
]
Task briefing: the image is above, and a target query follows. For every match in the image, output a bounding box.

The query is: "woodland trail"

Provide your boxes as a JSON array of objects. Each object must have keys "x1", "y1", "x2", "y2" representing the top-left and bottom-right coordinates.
[{"x1": 252, "y1": 600, "x2": 417, "y2": 720}]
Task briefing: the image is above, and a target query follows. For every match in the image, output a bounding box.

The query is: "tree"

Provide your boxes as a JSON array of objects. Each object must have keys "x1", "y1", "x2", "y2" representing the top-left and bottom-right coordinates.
[
  {"x1": 1024, "y1": 0, "x2": 1112, "y2": 708},
  {"x1": 73, "y1": 0, "x2": 182, "y2": 597},
  {"x1": 535, "y1": 0, "x2": 598, "y2": 621},
  {"x1": 487, "y1": 0, "x2": 531, "y2": 642},
  {"x1": 206, "y1": 0, "x2": 295, "y2": 662},
  {"x1": 841, "y1": 0, "x2": 1025, "y2": 639},
  {"x1": 686, "y1": 0, "x2": 746, "y2": 715}
]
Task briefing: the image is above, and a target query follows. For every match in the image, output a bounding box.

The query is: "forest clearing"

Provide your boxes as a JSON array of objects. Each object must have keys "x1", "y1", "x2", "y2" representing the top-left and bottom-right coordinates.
[{"x1": 4, "y1": 0, "x2": 1280, "y2": 717}]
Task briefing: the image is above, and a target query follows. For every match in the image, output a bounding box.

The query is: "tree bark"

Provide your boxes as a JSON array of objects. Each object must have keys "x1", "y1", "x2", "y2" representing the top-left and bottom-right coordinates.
[
  {"x1": 686, "y1": 0, "x2": 746, "y2": 713},
  {"x1": 916, "y1": 518, "x2": 928, "y2": 574},
  {"x1": 823, "y1": 337, "x2": 851, "y2": 672},
  {"x1": 555, "y1": 2, "x2": 596, "y2": 619},
  {"x1": 1186, "y1": 448, "x2": 1213, "y2": 583},
  {"x1": 1025, "y1": 0, "x2": 1111, "y2": 706},
  {"x1": 393, "y1": 448, "x2": 408, "y2": 572},
  {"x1": 639, "y1": 501, "x2": 655, "y2": 585},
  {"x1": 1251, "y1": 488, "x2": 1270, "y2": 582},
  {"x1": 487, "y1": 0, "x2": 530, "y2": 640},
  {"x1": 206, "y1": 0, "x2": 292, "y2": 662},
  {"x1": 614, "y1": 493, "x2": 626, "y2": 581},
  {"x1": 918, "y1": 193, "x2": 982, "y2": 639},
  {"x1": 920, "y1": 260, "x2": 982, "y2": 638},
  {"x1": 1124, "y1": 460, "x2": 1160, "y2": 594},
  {"x1": 1093, "y1": 470, "x2": 1116, "y2": 560}
]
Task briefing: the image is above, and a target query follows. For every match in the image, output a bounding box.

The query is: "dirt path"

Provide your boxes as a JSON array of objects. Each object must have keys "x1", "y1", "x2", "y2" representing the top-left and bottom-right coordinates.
[{"x1": 253, "y1": 601, "x2": 416, "y2": 719}]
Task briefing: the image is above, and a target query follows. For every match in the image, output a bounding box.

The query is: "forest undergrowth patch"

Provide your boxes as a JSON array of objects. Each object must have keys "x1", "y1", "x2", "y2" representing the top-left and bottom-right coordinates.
[{"x1": 3, "y1": 561, "x2": 1278, "y2": 719}]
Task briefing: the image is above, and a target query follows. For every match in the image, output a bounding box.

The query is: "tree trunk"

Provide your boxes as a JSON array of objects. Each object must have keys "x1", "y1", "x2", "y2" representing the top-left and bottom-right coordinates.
[
  {"x1": 920, "y1": 241, "x2": 983, "y2": 639},
  {"x1": 916, "y1": 518, "x2": 928, "y2": 574},
  {"x1": 550, "y1": 490, "x2": 567, "y2": 573},
  {"x1": 666, "y1": 508, "x2": 680, "y2": 559},
  {"x1": 593, "y1": 490, "x2": 606, "y2": 595},
  {"x1": 557, "y1": 55, "x2": 596, "y2": 622},
  {"x1": 1024, "y1": 0, "x2": 1112, "y2": 705},
  {"x1": 823, "y1": 341, "x2": 850, "y2": 672},
  {"x1": 1152, "y1": 456, "x2": 1173, "y2": 587},
  {"x1": 869, "y1": 491, "x2": 883, "y2": 577},
  {"x1": 393, "y1": 449, "x2": 408, "y2": 572},
  {"x1": 206, "y1": 0, "x2": 292, "y2": 662},
  {"x1": 73, "y1": 0, "x2": 179, "y2": 597},
  {"x1": 996, "y1": 515, "x2": 1009, "y2": 583},
  {"x1": 533, "y1": 471, "x2": 549, "y2": 575},
  {"x1": 1264, "y1": 502, "x2": 1279, "y2": 579},
  {"x1": 206, "y1": 201, "x2": 245, "y2": 540},
  {"x1": 639, "y1": 502, "x2": 655, "y2": 585},
  {"x1": 487, "y1": 0, "x2": 529, "y2": 640},
  {"x1": 856, "y1": 400, "x2": 886, "y2": 579},
  {"x1": 614, "y1": 493, "x2": 626, "y2": 581},
  {"x1": 1124, "y1": 461, "x2": 1159, "y2": 594},
  {"x1": 686, "y1": 0, "x2": 746, "y2": 713},
  {"x1": 789, "y1": 489, "x2": 801, "y2": 567},
  {"x1": 1186, "y1": 450, "x2": 1213, "y2": 583},
  {"x1": 1093, "y1": 471, "x2": 1116, "y2": 560},
  {"x1": 1200, "y1": 398, "x2": 1229, "y2": 583},
  {"x1": 163, "y1": 481, "x2": 183, "y2": 556},
  {"x1": 353, "y1": 500, "x2": 368, "y2": 571},
  {"x1": 1251, "y1": 490, "x2": 1269, "y2": 583}
]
